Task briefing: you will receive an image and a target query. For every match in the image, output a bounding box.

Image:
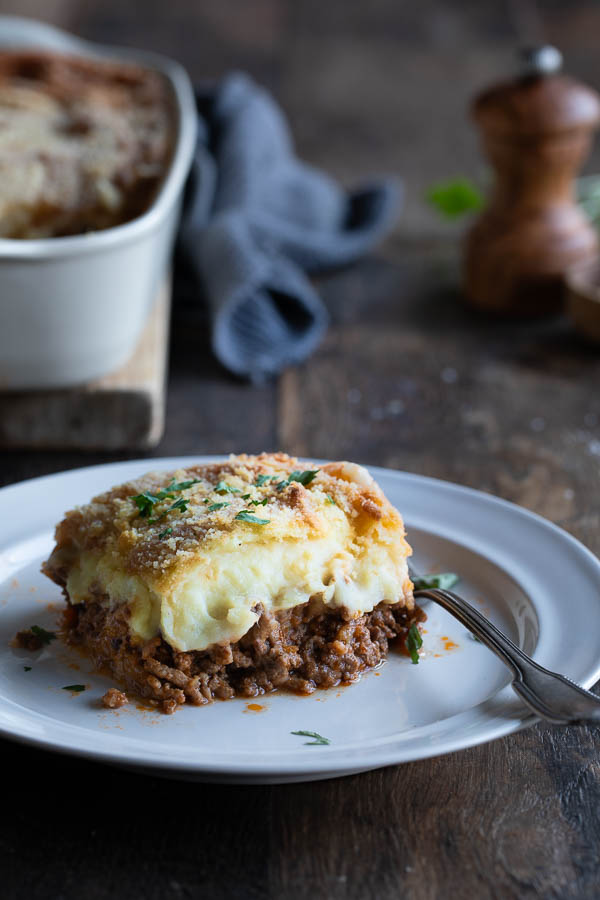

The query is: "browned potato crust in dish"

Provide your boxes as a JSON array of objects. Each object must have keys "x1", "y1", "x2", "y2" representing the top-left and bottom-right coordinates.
[{"x1": 0, "y1": 50, "x2": 174, "y2": 238}]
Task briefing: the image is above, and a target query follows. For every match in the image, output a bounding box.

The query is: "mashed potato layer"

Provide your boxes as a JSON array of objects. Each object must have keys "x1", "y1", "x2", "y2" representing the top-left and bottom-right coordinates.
[{"x1": 44, "y1": 454, "x2": 413, "y2": 652}]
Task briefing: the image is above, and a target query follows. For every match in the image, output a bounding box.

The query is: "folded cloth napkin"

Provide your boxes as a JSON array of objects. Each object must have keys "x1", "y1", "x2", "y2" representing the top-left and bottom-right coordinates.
[{"x1": 180, "y1": 72, "x2": 401, "y2": 382}]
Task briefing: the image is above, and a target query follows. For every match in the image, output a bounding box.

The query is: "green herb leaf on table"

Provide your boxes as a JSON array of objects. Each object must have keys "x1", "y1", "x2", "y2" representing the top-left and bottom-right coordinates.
[
  {"x1": 425, "y1": 178, "x2": 484, "y2": 219},
  {"x1": 235, "y1": 511, "x2": 270, "y2": 525},
  {"x1": 30, "y1": 625, "x2": 56, "y2": 645},
  {"x1": 291, "y1": 730, "x2": 331, "y2": 746},
  {"x1": 62, "y1": 684, "x2": 86, "y2": 692},
  {"x1": 407, "y1": 624, "x2": 423, "y2": 665},
  {"x1": 412, "y1": 572, "x2": 459, "y2": 590},
  {"x1": 207, "y1": 502, "x2": 230, "y2": 512}
]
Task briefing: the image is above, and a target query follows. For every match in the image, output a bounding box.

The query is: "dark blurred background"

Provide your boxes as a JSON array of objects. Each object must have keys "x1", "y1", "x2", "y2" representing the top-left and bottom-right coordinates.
[{"x1": 3, "y1": 0, "x2": 600, "y2": 238}]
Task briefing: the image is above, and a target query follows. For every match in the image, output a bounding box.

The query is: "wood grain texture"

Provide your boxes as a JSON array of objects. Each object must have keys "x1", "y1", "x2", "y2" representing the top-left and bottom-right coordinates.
[{"x1": 0, "y1": 2, "x2": 599, "y2": 900}]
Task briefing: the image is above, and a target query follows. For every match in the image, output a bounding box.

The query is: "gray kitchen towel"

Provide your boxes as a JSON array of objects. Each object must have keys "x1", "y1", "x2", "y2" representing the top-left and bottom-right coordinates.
[{"x1": 180, "y1": 72, "x2": 401, "y2": 381}]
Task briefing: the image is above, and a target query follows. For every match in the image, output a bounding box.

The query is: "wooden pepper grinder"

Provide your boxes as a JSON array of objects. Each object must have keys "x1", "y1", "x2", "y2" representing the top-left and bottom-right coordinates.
[{"x1": 464, "y1": 46, "x2": 600, "y2": 316}]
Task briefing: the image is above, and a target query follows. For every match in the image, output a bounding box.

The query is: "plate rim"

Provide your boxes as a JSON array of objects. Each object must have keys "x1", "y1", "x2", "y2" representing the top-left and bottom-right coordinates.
[{"x1": 0, "y1": 455, "x2": 599, "y2": 780}]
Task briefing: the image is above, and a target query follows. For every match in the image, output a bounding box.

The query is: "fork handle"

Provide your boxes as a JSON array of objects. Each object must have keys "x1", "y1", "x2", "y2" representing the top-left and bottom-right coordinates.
[{"x1": 413, "y1": 588, "x2": 600, "y2": 725}]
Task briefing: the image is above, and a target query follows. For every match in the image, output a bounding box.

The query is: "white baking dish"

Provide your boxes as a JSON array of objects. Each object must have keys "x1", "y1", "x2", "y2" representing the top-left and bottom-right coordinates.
[{"x1": 0, "y1": 16, "x2": 197, "y2": 389}]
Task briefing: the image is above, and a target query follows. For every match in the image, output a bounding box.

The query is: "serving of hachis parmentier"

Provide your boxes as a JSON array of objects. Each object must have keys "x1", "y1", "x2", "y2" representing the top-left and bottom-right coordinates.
[{"x1": 41, "y1": 453, "x2": 423, "y2": 713}]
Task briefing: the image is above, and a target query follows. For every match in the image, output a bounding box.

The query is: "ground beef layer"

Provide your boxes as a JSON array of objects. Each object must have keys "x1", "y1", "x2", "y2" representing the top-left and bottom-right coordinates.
[{"x1": 64, "y1": 597, "x2": 424, "y2": 714}]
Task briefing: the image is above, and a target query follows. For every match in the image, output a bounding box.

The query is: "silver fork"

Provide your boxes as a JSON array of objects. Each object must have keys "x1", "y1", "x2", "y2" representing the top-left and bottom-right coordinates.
[{"x1": 410, "y1": 567, "x2": 600, "y2": 725}]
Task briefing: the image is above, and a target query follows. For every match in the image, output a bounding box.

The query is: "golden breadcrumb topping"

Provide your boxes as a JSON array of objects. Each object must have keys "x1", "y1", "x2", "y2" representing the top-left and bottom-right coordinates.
[{"x1": 45, "y1": 453, "x2": 410, "y2": 591}]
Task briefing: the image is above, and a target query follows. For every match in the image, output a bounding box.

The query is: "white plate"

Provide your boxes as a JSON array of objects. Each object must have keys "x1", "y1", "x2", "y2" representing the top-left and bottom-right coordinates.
[{"x1": 1, "y1": 457, "x2": 599, "y2": 784}]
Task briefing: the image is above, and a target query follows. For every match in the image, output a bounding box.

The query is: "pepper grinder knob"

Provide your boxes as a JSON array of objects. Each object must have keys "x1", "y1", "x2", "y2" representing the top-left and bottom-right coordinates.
[{"x1": 464, "y1": 47, "x2": 600, "y2": 316}]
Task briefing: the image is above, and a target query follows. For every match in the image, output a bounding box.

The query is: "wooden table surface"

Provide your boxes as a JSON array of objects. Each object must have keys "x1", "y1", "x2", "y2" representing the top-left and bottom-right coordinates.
[{"x1": 1, "y1": 2, "x2": 600, "y2": 898}]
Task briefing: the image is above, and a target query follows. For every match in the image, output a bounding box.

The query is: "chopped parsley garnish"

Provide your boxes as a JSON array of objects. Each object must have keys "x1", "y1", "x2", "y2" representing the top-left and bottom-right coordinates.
[
  {"x1": 412, "y1": 572, "x2": 459, "y2": 591},
  {"x1": 166, "y1": 497, "x2": 189, "y2": 514},
  {"x1": 235, "y1": 511, "x2": 270, "y2": 525},
  {"x1": 214, "y1": 481, "x2": 241, "y2": 494},
  {"x1": 148, "y1": 496, "x2": 192, "y2": 523},
  {"x1": 325, "y1": 494, "x2": 336, "y2": 505},
  {"x1": 249, "y1": 497, "x2": 268, "y2": 507},
  {"x1": 164, "y1": 479, "x2": 201, "y2": 492},
  {"x1": 133, "y1": 491, "x2": 163, "y2": 517},
  {"x1": 23, "y1": 666, "x2": 32, "y2": 672},
  {"x1": 407, "y1": 624, "x2": 423, "y2": 664},
  {"x1": 158, "y1": 527, "x2": 173, "y2": 539},
  {"x1": 276, "y1": 469, "x2": 321, "y2": 492},
  {"x1": 207, "y1": 502, "x2": 230, "y2": 512},
  {"x1": 255, "y1": 474, "x2": 279, "y2": 486},
  {"x1": 132, "y1": 478, "x2": 201, "y2": 519},
  {"x1": 241, "y1": 493, "x2": 251, "y2": 500},
  {"x1": 291, "y1": 730, "x2": 331, "y2": 746},
  {"x1": 30, "y1": 625, "x2": 56, "y2": 646},
  {"x1": 288, "y1": 469, "x2": 320, "y2": 486},
  {"x1": 62, "y1": 684, "x2": 86, "y2": 692}
]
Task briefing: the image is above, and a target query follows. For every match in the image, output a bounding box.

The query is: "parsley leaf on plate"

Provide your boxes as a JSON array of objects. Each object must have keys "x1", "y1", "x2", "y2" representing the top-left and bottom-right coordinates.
[
  {"x1": 407, "y1": 624, "x2": 423, "y2": 664},
  {"x1": 62, "y1": 684, "x2": 86, "y2": 693},
  {"x1": 291, "y1": 730, "x2": 331, "y2": 746},
  {"x1": 30, "y1": 625, "x2": 56, "y2": 646},
  {"x1": 412, "y1": 572, "x2": 459, "y2": 591}
]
